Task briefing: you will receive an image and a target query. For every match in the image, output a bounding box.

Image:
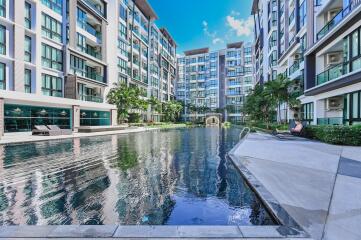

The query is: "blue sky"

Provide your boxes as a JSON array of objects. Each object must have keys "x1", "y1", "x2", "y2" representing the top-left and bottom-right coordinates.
[{"x1": 148, "y1": 0, "x2": 254, "y2": 54}]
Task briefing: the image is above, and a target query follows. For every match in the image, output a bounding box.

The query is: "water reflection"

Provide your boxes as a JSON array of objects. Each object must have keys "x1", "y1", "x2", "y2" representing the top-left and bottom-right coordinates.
[{"x1": 0, "y1": 128, "x2": 275, "y2": 225}]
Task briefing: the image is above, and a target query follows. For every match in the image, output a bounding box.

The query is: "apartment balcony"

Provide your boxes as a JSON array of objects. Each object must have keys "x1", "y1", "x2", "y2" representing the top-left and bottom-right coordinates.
[
  {"x1": 316, "y1": 0, "x2": 361, "y2": 41},
  {"x1": 70, "y1": 67, "x2": 105, "y2": 84},
  {"x1": 78, "y1": 94, "x2": 104, "y2": 103},
  {"x1": 77, "y1": 20, "x2": 102, "y2": 42},
  {"x1": 81, "y1": 0, "x2": 106, "y2": 18}
]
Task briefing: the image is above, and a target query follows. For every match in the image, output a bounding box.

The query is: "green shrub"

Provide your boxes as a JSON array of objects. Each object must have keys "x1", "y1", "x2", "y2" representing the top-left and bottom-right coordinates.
[
  {"x1": 304, "y1": 125, "x2": 361, "y2": 146},
  {"x1": 128, "y1": 113, "x2": 141, "y2": 123}
]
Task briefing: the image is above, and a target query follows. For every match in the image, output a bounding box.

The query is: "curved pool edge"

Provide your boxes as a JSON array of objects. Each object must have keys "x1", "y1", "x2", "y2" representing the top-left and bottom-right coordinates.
[{"x1": 227, "y1": 133, "x2": 310, "y2": 239}]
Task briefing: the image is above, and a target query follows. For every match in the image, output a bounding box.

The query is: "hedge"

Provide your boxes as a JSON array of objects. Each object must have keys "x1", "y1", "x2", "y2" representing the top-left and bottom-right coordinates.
[{"x1": 303, "y1": 125, "x2": 361, "y2": 146}]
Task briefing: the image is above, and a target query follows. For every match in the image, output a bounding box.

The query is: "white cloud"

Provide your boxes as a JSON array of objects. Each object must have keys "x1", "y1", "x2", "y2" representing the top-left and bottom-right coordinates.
[
  {"x1": 212, "y1": 38, "x2": 224, "y2": 44},
  {"x1": 230, "y1": 10, "x2": 240, "y2": 16},
  {"x1": 226, "y1": 15, "x2": 253, "y2": 37},
  {"x1": 202, "y1": 20, "x2": 224, "y2": 45}
]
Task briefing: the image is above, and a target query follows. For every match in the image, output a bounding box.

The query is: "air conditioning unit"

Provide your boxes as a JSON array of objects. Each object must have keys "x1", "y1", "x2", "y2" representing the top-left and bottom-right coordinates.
[
  {"x1": 294, "y1": 53, "x2": 302, "y2": 60},
  {"x1": 326, "y1": 97, "x2": 343, "y2": 111},
  {"x1": 326, "y1": 52, "x2": 342, "y2": 67}
]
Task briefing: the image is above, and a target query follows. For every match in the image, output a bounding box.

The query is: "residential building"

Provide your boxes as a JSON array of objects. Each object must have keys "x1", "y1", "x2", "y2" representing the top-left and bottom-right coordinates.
[
  {"x1": 0, "y1": 0, "x2": 176, "y2": 137},
  {"x1": 176, "y1": 42, "x2": 255, "y2": 124},
  {"x1": 302, "y1": 0, "x2": 361, "y2": 126}
]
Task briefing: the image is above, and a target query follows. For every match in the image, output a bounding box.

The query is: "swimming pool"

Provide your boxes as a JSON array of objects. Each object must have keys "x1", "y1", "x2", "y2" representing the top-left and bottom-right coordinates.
[{"x1": 0, "y1": 127, "x2": 275, "y2": 225}]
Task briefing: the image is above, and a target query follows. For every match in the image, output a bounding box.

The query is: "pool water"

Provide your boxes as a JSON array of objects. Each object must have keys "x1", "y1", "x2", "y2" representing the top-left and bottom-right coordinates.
[{"x1": 0, "y1": 128, "x2": 275, "y2": 225}]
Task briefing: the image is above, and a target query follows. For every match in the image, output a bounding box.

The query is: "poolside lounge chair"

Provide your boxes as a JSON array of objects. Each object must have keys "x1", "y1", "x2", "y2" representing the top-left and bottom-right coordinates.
[
  {"x1": 32, "y1": 125, "x2": 61, "y2": 136},
  {"x1": 47, "y1": 125, "x2": 72, "y2": 135},
  {"x1": 273, "y1": 121, "x2": 306, "y2": 137}
]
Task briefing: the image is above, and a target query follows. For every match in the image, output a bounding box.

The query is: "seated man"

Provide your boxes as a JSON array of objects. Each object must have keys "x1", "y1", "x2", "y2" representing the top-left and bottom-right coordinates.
[{"x1": 291, "y1": 120, "x2": 303, "y2": 134}]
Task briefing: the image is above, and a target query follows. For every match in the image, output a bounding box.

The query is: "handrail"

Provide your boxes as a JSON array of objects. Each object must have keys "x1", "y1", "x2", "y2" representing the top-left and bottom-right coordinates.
[{"x1": 239, "y1": 127, "x2": 250, "y2": 141}]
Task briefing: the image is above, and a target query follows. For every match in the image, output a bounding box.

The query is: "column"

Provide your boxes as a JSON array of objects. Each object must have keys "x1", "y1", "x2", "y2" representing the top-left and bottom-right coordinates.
[
  {"x1": 13, "y1": 0, "x2": 25, "y2": 92},
  {"x1": 72, "y1": 105, "x2": 80, "y2": 132},
  {"x1": 111, "y1": 109, "x2": 118, "y2": 126},
  {"x1": 0, "y1": 98, "x2": 4, "y2": 138}
]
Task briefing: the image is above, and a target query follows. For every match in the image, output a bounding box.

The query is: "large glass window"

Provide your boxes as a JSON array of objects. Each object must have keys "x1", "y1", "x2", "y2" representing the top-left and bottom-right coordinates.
[
  {"x1": 42, "y1": 74, "x2": 62, "y2": 97},
  {"x1": 299, "y1": 0, "x2": 306, "y2": 28},
  {"x1": 41, "y1": 43, "x2": 63, "y2": 70},
  {"x1": 24, "y1": 36, "x2": 31, "y2": 62},
  {"x1": 0, "y1": 25, "x2": 5, "y2": 55},
  {"x1": 41, "y1": 0, "x2": 62, "y2": 15},
  {"x1": 0, "y1": 62, "x2": 4, "y2": 90},
  {"x1": 80, "y1": 110, "x2": 110, "y2": 126},
  {"x1": 302, "y1": 102, "x2": 314, "y2": 123},
  {"x1": 119, "y1": 4, "x2": 127, "y2": 21},
  {"x1": 24, "y1": 69, "x2": 31, "y2": 93},
  {"x1": 4, "y1": 104, "x2": 71, "y2": 132},
  {"x1": 41, "y1": 13, "x2": 62, "y2": 42},
  {"x1": 118, "y1": 57, "x2": 127, "y2": 74},
  {"x1": 119, "y1": 22, "x2": 127, "y2": 39},
  {"x1": 344, "y1": 91, "x2": 361, "y2": 124},
  {"x1": 0, "y1": 0, "x2": 5, "y2": 18},
  {"x1": 25, "y1": 2, "x2": 31, "y2": 29},
  {"x1": 352, "y1": 30, "x2": 359, "y2": 58},
  {"x1": 70, "y1": 54, "x2": 85, "y2": 76}
]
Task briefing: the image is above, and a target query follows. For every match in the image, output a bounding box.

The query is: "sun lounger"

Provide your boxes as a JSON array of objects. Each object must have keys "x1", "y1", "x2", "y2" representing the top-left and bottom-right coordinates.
[
  {"x1": 47, "y1": 125, "x2": 72, "y2": 135},
  {"x1": 32, "y1": 125, "x2": 60, "y2": 136}
]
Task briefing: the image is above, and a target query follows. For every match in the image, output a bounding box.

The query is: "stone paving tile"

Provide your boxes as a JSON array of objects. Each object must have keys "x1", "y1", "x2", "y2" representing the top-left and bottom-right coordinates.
[
  {"x1": 238, "y1": 226, "x2": 282, "y2": 238},
  {"x1": 341, "y1": 146, "x2": 361, "y2": 162},
  {"x1": 177, "y1": 226, "x2": 242, "y2": 238},
  {"x1": 113, "y1": 226, "x2": 179, "y2": 238},
  {"x1": 0, "y1": 225, "x2": 55, "y2": 238},
  {"x1": 323, "y1": 175, "x2": 361, "y2": 240},
  {"x1": 234, "y1": 134, "x2": 340, "y2": 174},
  {"x1": 338, "y1": 157, "x2": 361, "y2": 179},
  {"x1": 47, "y1": 225, "x2": 118, "y2": 238}
]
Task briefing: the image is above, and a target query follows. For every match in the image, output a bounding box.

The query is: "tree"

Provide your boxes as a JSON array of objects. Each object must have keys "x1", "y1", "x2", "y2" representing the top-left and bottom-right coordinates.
[
  {"x1": 107, "y1": 83, "x2": 146, "y2": 123},
  {"x1": 264, "y1": 74, "x2": 300, "y2": 123},
  {"x1": 162, "y1": 100, "x2": 183, "y2": 122},
  {"x1": 242, "y1": 85, "x2": 276, "y2": 128},
  {"x1": 147, "y1": 96, "x2": 162, "y2": 113}
]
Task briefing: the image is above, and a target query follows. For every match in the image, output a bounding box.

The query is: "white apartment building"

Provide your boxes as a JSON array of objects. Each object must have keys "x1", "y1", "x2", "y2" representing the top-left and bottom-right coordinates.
[
  {"x1": 0, "y1": 0, "x2": 176, "y2": 136},
  {"x1": 302, "y1": 0, "x2": 361, "y2": 126},
  {"x1": 176, "y1": 42, "x2": 255, "y2": 124}
]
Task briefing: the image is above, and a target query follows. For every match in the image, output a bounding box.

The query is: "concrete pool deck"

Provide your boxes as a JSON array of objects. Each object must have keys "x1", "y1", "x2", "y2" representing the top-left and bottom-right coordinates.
[
  {"x1": 229, "y1": 132, "x2": 361, "y2": 240},
  {"x1": 0, "y1": 127, "x2": 150, "y2": 145}
]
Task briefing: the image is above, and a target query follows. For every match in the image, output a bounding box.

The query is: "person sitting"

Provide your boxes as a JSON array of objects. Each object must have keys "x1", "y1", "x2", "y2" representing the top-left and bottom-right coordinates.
[{"x1": 290, "y1": 120, "x2": 304, "y2": 134}]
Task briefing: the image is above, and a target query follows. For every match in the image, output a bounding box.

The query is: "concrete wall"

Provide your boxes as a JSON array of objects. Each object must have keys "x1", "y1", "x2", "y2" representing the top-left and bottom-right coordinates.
[{"x1": 0, "y1": 98, "x2": 4, "y2": 137}]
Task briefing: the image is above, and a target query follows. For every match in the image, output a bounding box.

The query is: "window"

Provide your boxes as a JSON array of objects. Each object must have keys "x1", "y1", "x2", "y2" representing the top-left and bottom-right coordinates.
[
  {"x1": 0, "y1": 25, "x2": 5, "y2": 55},
  {"x1": 42, "y1": 74, "x2": 62, "y2": 97},
  {"x1": 118, "y1": 39, "x2": 128, "y2": 56},
  {"x1": 77, "y1": 33, "x2": 86, "y2": 52},
  {"x1": 119, "y1": 4, "x2": 127, "y2": 21},
  {"x1": 25, "y1": 2, "x2": 31, "y2": 29},
  {"x1": 41, "y1": 13, "x2": 62, "y2": 42},
  {"x1": 302, "y1": 102, "x2": 314, "y2": 123},
  {"x1": 41, "y1": 43, "x2": 63, "y2": 71},
  {"x1": 299, "y1": 0, "x2": 307, "y2": 28},
  {"x1": 118, "y1": 58, "x2": 127, "y2": 74},
  {"x1": 352, "y1": 30, "x2": 359, "y2": 58},
  {"x1": 0, "y1": 0, "x2": 5, "y2": 18},
  {"x1": 119, "y1": 22, "x2": 127, "y2": 39},
  {"x1": 0, "y1": 62, "x2": 4, "y2": 90},
  {"x1": 70, "y1": 55, "x2": 85, "y2": 76},
  {"x1": 41, "y1": 0, "x2": 62, "y2": 14},
  {"x1": 24, "y1": 69, "x2": 31, "y2": 93},
  {"x1": 24, "y1": 36, "x2": 31, "y2": 62}
]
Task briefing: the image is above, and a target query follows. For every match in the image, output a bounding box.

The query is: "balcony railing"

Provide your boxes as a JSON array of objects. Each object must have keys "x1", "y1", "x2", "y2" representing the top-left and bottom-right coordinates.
[
  {"x1": 317, "y1": 117, "x2": 344, "y2": 125},
  {"x1": 82, "y1": 0, "x2": 105, "y2": 17},
  {"x1": 289, "y1": 61, "x2": 300, "y2": 75},
  {"x1": 77, "y1": 20, "x2": 102, "y2": 41},
  {"x1": 86, "y1": 71, "x2": 104, "y2": 82},
  {"x1": 316, "y1": 63, "x2": 343, "y2": 85},
  {"x1": 317, "y1": 0, "x2": 361, "y2": 40},
  {"x1": 79, "y1": 94, "x2": 104, "y2": 103}
]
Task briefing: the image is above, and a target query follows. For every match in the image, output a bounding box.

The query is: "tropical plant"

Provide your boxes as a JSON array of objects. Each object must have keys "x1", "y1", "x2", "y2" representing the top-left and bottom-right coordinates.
[
  {"x1": 107, "y1": 83, "x2": 147, "y2": 123},
  {"x1": 147, "y1": 96, "x2": 162, "y2": 113},
  {"x1": 162, "y1": 100, "x2": 183, "y2": 122}
]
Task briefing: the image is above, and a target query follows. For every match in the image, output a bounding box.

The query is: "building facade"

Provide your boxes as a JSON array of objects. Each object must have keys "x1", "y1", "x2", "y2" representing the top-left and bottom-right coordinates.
[
  {"x1": 176, "y1": 42, "x2": 254, "y2": 124},
  {"x1": 253, "y1": 0, "x2": 361, "y2": 126},
  {"x1": 0, "y1": 0, "x2": 176, "y2": 136}
]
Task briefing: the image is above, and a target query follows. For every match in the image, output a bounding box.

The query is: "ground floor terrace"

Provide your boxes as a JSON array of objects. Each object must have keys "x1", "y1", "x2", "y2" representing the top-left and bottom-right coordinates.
[
  {"x1": 0, "y1": 90, "x2": 118, "y2": 138},
  {"x1": 299, "y1": 81, "x2": 361, "y2": 126}
]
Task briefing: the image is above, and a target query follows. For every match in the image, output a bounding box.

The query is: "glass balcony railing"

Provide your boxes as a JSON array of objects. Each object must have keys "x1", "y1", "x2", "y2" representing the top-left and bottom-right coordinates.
[
  {"x1": 316, "y1": 63, "x2": 343, "y2": 85},
  {"x1": 317, "y1": 117, "x2": 344, "y2": 125},
  {"x1": 317, "y1": 1, "x2": 361, "y2": 40},
  {"x1": 82, "y1": 0, "x2": 105, "y2": 17},
  {"x1": 86, "y1": 71, "x2": 104, "y2": 82},
  {"x1": 86, "y1": 47, "x2": 102, "y2": 60},
  {"x1": 77, "y1": 20, "x2": 102, "y2": 41},
  {"x1": 79, "y1": 94, "x2": 104, "y2": 103},
  {"x1": 289, "y1": 61, "x2": 300, "y2": 75}
]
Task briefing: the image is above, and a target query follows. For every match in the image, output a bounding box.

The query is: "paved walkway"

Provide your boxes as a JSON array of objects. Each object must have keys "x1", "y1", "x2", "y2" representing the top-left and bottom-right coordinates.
[
  {"x1": 230, "y1": 132, "x2": 361, "y2": 240},
  {"x1": 0, "y1": 127, "x2": 150, "y2": 145}
]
